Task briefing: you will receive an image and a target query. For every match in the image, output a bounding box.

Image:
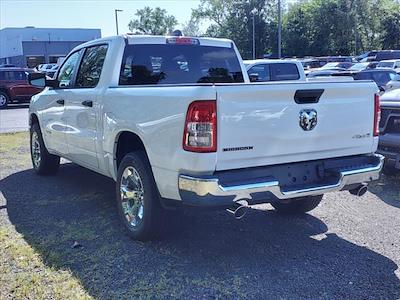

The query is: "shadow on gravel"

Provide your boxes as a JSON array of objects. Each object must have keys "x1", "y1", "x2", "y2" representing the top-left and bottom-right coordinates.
[
  {"x1": 1, "y1": 164, "x2": 400, "y2": 299},
  {"x1": 369, "y1": 173, "x2": 400, "y2": 209}
]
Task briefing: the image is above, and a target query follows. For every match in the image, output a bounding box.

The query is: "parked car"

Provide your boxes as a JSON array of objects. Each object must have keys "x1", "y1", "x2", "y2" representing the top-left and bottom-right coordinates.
[
  {"x1": 244, "y1": 59, "x2": 306, "y2": 82},
  {"x1": 318, "y1": 56, "x2": 353, "y2": 63},
  {"x1": 374, "y1": 50, "x2": 400, "y2": 62},
  {"x1": 319, "y1": 62, "x2": 353, "y2": 70},
  {"x1": 378, "y1": 89, "x2": 400, "y2": 172},
  {"x1": 36, "y1": 63, "x2": 58, "y2": 71},
  {"x1": 385, "y1": 74, "x2": 400, "y2": 92},
  {"x1": 377, "y1": 59, "x2": 400, "y2": 72},
  {"x1": 353, "y1": 69, "x2": 398, "y2": 91},
  {"x1": 306, "y1": 69, "x2": 346, "y2": 78},
  {"x1": 356, "y1": 51, "x2": 378, "y2": 62},
  {"x1": 28, "y1": 35, "x2": 383, "y2": 240},
  {"x1": 0, "y1": 68, "x2": 43, "y2": 108},
  {"x1": 348, "y1": 62, "x2": 379, "y2": 72},
  {"x1": 300, "y1": 58, "x2": 326, "y2": 70},
  {"x1": 45, "y1": 65, "x2": 59, "y2": 78}
]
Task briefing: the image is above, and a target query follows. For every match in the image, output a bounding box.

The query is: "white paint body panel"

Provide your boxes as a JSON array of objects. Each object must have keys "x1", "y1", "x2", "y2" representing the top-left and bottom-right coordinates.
[{"x1": 29, "y1": 35, "x2": 379, "y2": 201}]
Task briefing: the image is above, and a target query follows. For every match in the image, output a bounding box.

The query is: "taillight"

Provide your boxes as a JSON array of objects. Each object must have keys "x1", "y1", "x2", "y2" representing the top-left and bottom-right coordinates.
[
  {"x1": 373, "y1": 93, "x2": 381, "y2": 137},
  {"x1": 183, "y1": 100, "x2": 217, "y2": 152}
]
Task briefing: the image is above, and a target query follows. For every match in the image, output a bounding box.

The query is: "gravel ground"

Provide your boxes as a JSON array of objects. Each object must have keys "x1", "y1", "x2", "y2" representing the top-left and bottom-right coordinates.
[
  {"x1": 0, "y1": 132, "x2": 399, "y2": 299},
  {"x1": 0, "y1": 106, "x2": 29, "y2": 133}
]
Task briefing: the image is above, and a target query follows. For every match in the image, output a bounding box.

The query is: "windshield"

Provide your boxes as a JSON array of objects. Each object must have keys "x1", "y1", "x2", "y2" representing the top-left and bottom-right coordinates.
[
  {"x1": 320, "y1": 63, "x2": 338, "y2": 69},
  {"x1": 355, "y1": 71, "x2": 394, "y2": 85},
  {"x1": 119, "y1": 44, "x2": 244, "y2": 85},
  {"x1": 349, "y1": 63, "x2": 368, "y2": 71},
  {"x1": 377, "y1": 62, "x2": 394, "y2": 68}
]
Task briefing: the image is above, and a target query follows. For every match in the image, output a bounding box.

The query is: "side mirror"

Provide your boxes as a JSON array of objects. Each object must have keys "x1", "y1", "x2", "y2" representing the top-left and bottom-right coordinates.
[
  {"x1": 249, "y1": 73, "x2": 259, "y2": 82},
  {"x1": 28, "y1": 72, "x2": 59, "y2": 88}
]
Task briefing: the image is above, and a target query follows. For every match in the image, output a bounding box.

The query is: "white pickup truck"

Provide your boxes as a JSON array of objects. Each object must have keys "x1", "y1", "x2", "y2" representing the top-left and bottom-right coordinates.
[{"x1": 28, "y1": 34, "x2": 384, "y2": 240}]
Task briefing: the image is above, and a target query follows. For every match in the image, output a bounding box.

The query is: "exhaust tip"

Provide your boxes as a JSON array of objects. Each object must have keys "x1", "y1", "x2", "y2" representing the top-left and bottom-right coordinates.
[
  {"x1": 226, "y1": 200, "x2": 249, "y2": 220},
  {"x1": 357, "y1": 185, "x2": 368, "y2": 197},
  {"x1": 349, "y1": 184, "x2": 368, "y2": 197}
]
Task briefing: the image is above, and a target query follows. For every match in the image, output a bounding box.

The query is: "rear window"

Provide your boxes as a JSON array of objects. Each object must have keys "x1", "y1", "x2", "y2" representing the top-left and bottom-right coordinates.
[
  {"x1": 119, "y1": 44, "x2": 244, "y2": 85},
  {"x1": 270, "y1": 63, "x2": 300, "y2": 81}
]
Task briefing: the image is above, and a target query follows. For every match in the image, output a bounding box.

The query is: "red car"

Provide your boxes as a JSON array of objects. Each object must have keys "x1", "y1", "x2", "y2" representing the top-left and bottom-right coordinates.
[{"x1": 0, "y1": 68, "x2": 44, "y2": 108}]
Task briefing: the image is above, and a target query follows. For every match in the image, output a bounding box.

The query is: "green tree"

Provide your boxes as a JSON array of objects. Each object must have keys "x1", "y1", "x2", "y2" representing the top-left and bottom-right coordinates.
[
  {"x1": 192, "y1": 0, "x2": 281, "y2": 59},
  {"x1": 381, "y1": 3, "x2": 400, "y2": 49},
  {"x1": 283, "y1": 0, "x2": 400, "y2": 56},
  {"x1": 128, "y1": 7, "x2": 178, "y2": 35},
  {"x1": 182, "y1": 19, "x2": 203, "y2": 37}
]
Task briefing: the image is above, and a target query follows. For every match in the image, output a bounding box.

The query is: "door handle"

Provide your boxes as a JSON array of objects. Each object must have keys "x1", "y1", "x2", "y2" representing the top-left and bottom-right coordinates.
[
  {"x1": 82, "y1": 100, "x2": 93, "y2": 107},
  {"x1": 56, "y1": 99, "x2": 64, "y2": 105}
]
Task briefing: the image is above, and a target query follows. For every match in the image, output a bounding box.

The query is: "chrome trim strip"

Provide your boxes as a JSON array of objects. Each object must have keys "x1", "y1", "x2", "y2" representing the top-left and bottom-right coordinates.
[{"x1": 178, "y1": 154, "x2": 384, "y2": 201}]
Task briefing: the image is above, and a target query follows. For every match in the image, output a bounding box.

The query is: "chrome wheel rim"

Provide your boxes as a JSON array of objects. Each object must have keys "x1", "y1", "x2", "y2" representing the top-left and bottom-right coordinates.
[
  {"x1": 31, "y1": 131, "x2": 41, "y2": 168},
  {"x1": 120, "y1": 166, "x2": 145, "y2": 229},
  {"x1": 0, "y1": 94, "x2": 6, "y2": 106}
]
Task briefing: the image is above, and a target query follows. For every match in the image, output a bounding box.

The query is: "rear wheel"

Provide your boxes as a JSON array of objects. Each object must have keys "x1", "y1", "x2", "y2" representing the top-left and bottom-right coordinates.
[
  {"x1": 116, "y1": 152, "x2": 165, "y2": 240},
  {"x1": 271, "y1": 195, "x2": 323, "y2": 214},
  {"x1": 0, "y1": 91, "x2": 9, "y2": 109},
  {"x1": 30, "y1": 123, "x2": 60, "y2": 175}
]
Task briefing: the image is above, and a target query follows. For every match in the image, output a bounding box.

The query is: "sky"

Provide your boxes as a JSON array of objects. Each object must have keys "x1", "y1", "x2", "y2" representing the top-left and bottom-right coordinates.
[{"x1": 0, "y1": 0, "x2": 202, "y2": 37}]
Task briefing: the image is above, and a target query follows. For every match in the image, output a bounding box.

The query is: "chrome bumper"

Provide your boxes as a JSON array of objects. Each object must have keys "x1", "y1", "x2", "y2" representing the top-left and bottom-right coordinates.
[{"x1": 178, "y1": 154, "x2": 384, "y2": 206}]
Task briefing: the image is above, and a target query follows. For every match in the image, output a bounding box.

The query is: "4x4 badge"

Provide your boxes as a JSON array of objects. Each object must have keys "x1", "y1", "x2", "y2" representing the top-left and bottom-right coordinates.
[{"x1": 299, "y1": 109, "x2": 317, "y2": 131}]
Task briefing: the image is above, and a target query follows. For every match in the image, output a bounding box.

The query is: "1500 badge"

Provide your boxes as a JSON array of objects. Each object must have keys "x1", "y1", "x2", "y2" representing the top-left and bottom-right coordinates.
[{"x1": 352, "y1": 133, "x2": 371, "y2": 139}]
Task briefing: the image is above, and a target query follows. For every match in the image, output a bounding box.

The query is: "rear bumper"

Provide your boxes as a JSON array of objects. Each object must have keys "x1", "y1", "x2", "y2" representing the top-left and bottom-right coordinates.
[{"x1": 178, "y1": 154, "x2": 384, "y2": 207}]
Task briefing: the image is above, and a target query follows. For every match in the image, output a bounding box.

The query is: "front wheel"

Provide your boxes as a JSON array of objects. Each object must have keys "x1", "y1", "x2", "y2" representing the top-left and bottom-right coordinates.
[
  {"x1": 271, "y1": 195, "x2": 323, "y2": 214},
  {"x1": 116, "y1": 152, "x2": 164, "y2": 240},
  {"x1": 0, "y1": 91, "x2": 9, "y2": 109},
  {"x1": 30, "y1": 123, "x2": 60, "y2": 175}
]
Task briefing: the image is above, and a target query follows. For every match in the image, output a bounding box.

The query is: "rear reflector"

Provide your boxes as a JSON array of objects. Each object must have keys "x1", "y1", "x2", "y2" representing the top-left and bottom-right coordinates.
[
  {"x1": 183, "y1": 100, "x2": 217, "y2": 152},
  {"x1": 374, "y1": 93, "x2": 381, "y2": 137}
]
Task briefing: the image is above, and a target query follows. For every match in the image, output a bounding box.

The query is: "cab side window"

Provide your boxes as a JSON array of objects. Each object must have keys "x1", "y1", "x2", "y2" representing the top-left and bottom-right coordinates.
[
  {"x1": 270, "y1": 63, "x2": 300, "y2": 81},
  {"x1": 248, "y1": 65, "x2": 270, "y2": 81},
  {"x1": 76, "y1": 45, "x2": 108, "y2": 88},
  {"x1": 57, "y1": 50, "x2": 82, "y2": 88}
]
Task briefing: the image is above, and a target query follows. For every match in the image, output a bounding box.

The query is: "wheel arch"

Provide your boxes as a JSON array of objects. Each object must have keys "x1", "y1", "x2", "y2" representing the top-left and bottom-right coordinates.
[
  {"x1": 29, "y1": 113, "x2": 40, "y2": 127},
  {"x1": 114, "y1": 130, "x2": 151, "y2": 173},
  {"x1": 0, "y1": 88, "x2": 10, "y2": 97}
]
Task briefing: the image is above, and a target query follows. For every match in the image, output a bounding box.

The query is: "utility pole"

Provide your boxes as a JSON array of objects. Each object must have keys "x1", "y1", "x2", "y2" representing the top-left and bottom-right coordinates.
[
  {"x1": 251, "y1": 8, "x2": 257, "y2": 60},
  {"x1": 115, "y1": 9, "x2": 123, "y2": 35},
  {"x1": 278, "y1": 0, "x2": 282, "y2": 58},
  {"x1": 354, "y1": 7, "x2": 358, "y2": 55}
]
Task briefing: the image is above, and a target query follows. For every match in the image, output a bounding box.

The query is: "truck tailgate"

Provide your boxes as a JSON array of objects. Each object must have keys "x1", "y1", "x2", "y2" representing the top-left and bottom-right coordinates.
[{"x1": 215, "y1": 81, "x2": 377, "y2": 171}]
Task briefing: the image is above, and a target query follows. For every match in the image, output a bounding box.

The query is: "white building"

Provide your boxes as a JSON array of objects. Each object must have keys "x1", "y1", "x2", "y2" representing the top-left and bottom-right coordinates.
[{"x1": 0, "y1": 27, "x2": 101, "y2": 67}]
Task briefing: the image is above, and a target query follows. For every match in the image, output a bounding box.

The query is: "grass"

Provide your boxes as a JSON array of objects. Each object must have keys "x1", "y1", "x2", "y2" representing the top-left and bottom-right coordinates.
[
  {"x1": 0, "y1": 132, "x2": 31, "y2": 177},
  {"x1": 0, "y1": 226, "x2": 92, "y2": 300},
  {"x1": 1, "y1": 131, "x2": 399, "y2": 299},
  {"x1": 0, "y1": 133, "x2": 92, "y2": 299}
]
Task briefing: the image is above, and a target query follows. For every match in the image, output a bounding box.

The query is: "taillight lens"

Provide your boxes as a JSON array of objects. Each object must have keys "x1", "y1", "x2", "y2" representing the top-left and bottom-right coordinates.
[
  {"x1": 183, "y1": 100, "x2": 217, "y2": 152},
  {"x1": 374, "y1": 93, "x2": 381, "y2": 137}
]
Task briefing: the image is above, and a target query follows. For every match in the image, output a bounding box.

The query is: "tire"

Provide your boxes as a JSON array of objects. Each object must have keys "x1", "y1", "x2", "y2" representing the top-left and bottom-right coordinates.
[
  {"x1": 116, "y1": 152, "x2": 164, "y2": 240},
  {"x1": 382, "y1": 165, "x2": 398, "y2": 176},
  {"x1": 271, "y1": 195, "x2": 323, "y2": 214},
  {"x1": 30, "y1": 123, "x2": 60, "y2": 175},
  {"x1": 0, "y1": 91, "x2": 9, "y2": 109}
]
